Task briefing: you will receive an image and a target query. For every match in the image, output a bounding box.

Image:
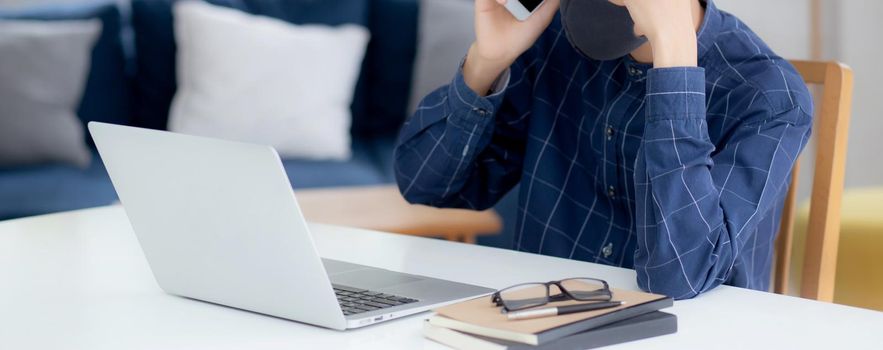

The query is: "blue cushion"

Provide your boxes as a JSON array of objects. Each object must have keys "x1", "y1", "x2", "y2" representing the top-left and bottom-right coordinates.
[
  {"x1": 282, "y1": 137, "x2": 388, "y2": 188},
  {"x1": 0, "y1": 153, "x2": 118, "y2": 220},
  {"x1": 130, "y1": 0, "x2": 370, "y2": 131},
  {"x1": 356, "y1": 135, "x2": 397, "y2": 183},
  {"x1": 354, "y1": 0, "x2": 420, "y2": 137},
  {"x1": 0, "y1": 1, "x2": 132, "y2": 141},
  {"x1": 0, "y1": 139, "x2": 389, "y2": 220}
]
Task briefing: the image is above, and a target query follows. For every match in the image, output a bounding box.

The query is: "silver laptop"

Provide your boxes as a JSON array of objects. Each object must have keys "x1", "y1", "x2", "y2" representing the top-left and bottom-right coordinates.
[{"x1": 89, "y1": 122, "x2": 494, "y2": 330}]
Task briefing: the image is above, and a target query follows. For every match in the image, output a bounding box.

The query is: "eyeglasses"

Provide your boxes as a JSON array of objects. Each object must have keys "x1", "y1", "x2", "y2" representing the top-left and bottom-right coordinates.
[{"x1": 491, "y1": 278, "x2": 612, "y2": 313}]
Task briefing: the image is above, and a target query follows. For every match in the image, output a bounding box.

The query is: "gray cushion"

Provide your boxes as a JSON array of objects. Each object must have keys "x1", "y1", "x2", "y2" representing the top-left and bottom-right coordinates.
[
  {"x1": 0, "y1": 19, "x2": 100, "y2": 168},
  {"x1": 407, "y1": 0, "x2": 475, "y2": 114}
]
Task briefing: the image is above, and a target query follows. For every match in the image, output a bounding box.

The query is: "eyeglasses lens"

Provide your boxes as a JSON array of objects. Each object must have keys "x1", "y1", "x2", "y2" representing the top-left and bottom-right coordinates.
[
  {"x1": 498, "y1": 283, "x2": 548, "y2": 311},
  {"x1": 559, "y1": 278, "x2": 610, "y2": 301}
]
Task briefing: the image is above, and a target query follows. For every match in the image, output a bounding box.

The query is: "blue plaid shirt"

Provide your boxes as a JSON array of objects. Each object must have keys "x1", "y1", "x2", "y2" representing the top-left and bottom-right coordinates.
[{"x1": 394, "y1": 1, "x2": 812, "y2": 299}]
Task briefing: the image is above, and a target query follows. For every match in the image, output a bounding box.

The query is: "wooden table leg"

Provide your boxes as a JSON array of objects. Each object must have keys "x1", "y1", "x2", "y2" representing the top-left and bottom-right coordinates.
[
  {"x1": 443, "y1": 233, "x2": 460, "y2": 242},
  {"x1": 440, "y1": 233, "x2": 477, "y2": 243}
]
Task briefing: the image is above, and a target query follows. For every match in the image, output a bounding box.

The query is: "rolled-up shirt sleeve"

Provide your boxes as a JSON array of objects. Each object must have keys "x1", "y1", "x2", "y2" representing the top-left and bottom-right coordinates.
[{"x1": 633, "y1": 67, "x2": 812, "y2": 299}]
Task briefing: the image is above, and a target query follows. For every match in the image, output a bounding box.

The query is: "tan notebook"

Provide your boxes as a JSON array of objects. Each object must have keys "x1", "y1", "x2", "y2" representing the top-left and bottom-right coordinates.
[{"x1": 430, "y1": 286, "x2": 672, "y2": 345}]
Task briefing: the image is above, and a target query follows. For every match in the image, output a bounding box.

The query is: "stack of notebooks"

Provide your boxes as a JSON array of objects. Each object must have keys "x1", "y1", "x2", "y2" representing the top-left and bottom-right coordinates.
[{"x1": 423, "y1": 287, "x2": 676, "y2": 350}]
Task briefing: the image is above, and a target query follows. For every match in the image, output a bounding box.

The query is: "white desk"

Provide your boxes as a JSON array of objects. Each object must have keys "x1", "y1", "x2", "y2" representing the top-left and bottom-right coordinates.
[{"x1": 1, "y1": 206, "x2": 881, "y2": 349}]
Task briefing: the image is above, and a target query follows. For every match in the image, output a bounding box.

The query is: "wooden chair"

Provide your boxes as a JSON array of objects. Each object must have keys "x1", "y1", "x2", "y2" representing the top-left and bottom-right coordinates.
[{"x1": 774, "y1": 61, "x2": 854, "y2": 301}]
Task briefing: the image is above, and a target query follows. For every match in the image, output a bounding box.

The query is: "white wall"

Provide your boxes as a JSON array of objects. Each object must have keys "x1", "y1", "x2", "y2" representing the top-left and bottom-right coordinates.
[
  {"x1": 835, "y1": 1, "x2": 883, "y2": 189},
  {"x1": 715, "y1": 0, "x2": 813, "y2": 59}
]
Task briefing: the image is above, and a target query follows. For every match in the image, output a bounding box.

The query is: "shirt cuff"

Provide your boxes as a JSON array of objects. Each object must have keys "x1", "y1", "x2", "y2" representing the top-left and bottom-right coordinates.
[
  {"x1": 646, "y1": 67, "x2": 707, "y2": 121},
  {"x1": 488, "y1": 68, "x2": 511, "y2": 98},
  {"x1": 448, "y1": 61, "x2": 509, "y2": 118}
]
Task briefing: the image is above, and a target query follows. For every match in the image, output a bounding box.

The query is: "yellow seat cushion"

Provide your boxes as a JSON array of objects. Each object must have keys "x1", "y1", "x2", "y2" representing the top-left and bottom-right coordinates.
[{"x1": 792, "y1": 187, "x2": 883, "y2": 311}]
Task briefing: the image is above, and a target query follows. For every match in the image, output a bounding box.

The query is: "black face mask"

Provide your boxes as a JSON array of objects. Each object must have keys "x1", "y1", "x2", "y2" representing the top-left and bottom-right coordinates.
[{"x1": 559, "y1": 0, "x2": 648, "y2": 61}]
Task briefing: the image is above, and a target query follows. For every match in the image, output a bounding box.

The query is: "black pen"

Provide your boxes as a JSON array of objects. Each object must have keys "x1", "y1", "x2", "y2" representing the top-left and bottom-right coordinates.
[{"x1": 506, "y1": 301, "x2": 625, "y2": 321}]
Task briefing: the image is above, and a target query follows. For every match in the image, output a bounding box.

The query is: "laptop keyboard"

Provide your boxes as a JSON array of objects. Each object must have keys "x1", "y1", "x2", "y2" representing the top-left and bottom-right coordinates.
[{"x1": 333, "y1": 285, "x2": 419, "y2": 316}]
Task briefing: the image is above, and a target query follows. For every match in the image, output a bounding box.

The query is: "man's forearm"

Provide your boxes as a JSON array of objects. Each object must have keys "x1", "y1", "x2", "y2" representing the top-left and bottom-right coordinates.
[
  {"x1": 394, "y1": 59, "x2": 518, "y2": 210},
  {"x1": 649, "y1": 32, "x2": 698, "y2": 68},
  {"x1": 463, "y1": 43, "x2": 513, "y2": 97},
  {"x1": 618, "y1": 0, "x2": 702, "y2": 68}
]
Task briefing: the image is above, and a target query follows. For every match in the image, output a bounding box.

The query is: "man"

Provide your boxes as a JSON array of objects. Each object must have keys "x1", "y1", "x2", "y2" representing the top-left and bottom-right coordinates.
[{"x1": 394, "y1": 0, "x2": 812, "y2": 299}]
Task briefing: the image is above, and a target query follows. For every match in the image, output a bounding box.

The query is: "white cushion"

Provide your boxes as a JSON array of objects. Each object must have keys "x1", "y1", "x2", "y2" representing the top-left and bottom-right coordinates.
[{"x1": 169, "y1": 1, "x2": 370, "y2": 160}]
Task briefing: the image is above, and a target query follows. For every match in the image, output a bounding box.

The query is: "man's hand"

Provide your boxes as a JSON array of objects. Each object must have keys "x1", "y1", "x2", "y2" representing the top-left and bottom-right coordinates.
[
  {"x1": 611, "y1": 0, "x2": 699, "y2": 68},
  {"x1": 464, "y1": 0, "x2": 560, "y2": 96}
]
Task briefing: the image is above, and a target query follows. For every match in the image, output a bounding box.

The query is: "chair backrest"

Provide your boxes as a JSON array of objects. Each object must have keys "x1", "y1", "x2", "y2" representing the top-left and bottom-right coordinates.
[{"x1": 774, "y1": 61, "x2": 854, "y2": 301}]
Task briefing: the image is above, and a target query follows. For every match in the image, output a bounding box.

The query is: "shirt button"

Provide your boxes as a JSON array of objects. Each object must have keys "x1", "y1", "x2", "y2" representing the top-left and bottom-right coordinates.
[
  {"x1": 602, "y1": 243, "x2": 614, "y2": 258},
  {"x1": 607, "y1": 186, "x2": 616, "y2": 198},
  {"x1": 606, "y1": 126, "x2": 614, "y2": 140},
  {"x1": 473, "y1": 107, "x2": 489, "y2": 116}
]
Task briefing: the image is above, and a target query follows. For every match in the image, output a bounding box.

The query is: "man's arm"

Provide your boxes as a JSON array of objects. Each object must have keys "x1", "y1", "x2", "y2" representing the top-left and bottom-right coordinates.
[
  {"x1": 393, "y1": 0, "x2": 559, "y2": 209},
  {"x1": 633, "y1": 68, "x2": 812, "y2": 299},
  {"x1": 394, "y1": 56, "x2": 534, "y2": 209}
]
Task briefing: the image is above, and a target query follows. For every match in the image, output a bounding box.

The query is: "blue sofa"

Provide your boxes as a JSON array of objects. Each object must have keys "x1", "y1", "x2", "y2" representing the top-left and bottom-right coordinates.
[{"x1": 0, "y1": 0, "x2": 418, "y2": 220}]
